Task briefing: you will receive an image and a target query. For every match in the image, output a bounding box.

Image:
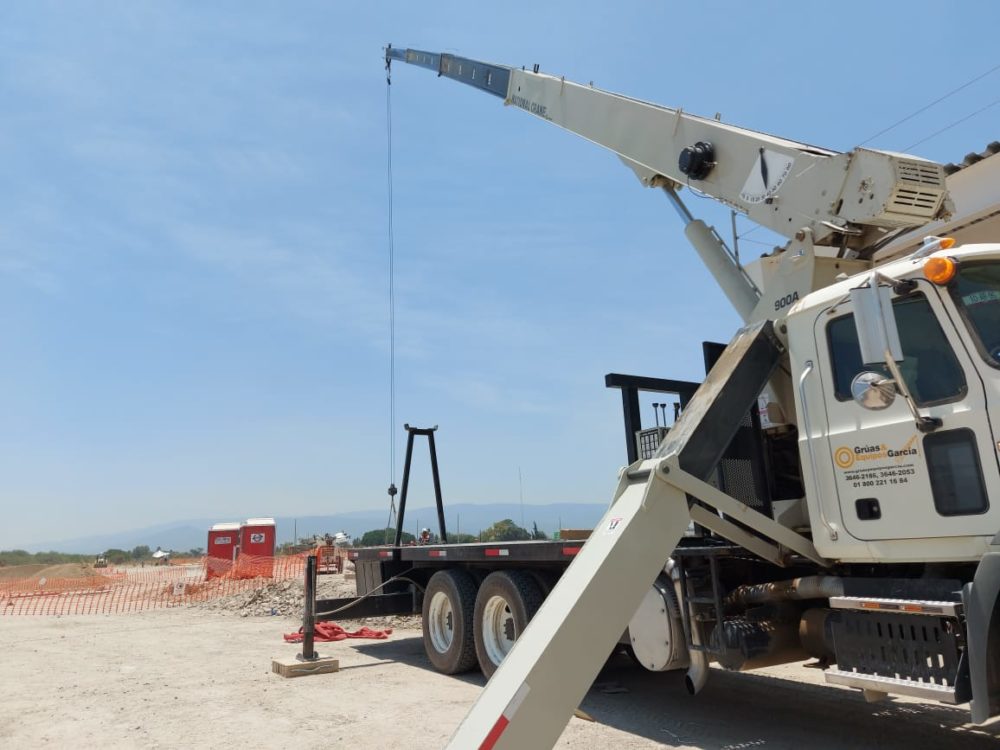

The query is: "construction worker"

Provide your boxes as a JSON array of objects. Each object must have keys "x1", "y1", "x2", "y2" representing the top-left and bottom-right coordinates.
[{"x1": 419, "y1": 527, "x2": 432, "y2": 545}]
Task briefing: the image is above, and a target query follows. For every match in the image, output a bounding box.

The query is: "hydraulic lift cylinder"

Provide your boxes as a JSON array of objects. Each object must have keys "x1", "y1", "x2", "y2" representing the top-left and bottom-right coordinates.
[{"x1": 684, "y1": 219, "x2": 760, "y2": 321}]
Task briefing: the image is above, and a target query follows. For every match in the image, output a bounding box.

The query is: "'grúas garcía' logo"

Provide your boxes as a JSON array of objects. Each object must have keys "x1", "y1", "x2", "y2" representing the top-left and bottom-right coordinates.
[{"x1": 833, "y1": 436, "x2": 918, "y2": 470}]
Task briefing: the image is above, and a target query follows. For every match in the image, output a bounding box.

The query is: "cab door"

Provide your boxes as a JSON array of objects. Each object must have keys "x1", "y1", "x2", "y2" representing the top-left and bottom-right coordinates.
[{"x1": 812, "y1": 287, "x2": 1000, "y2": 540}]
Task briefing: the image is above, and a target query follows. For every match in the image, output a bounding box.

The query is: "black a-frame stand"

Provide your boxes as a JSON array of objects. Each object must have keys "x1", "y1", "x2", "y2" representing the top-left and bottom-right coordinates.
[{"x1": 394, "y1": 424, "x2": 448, "y2": 546}]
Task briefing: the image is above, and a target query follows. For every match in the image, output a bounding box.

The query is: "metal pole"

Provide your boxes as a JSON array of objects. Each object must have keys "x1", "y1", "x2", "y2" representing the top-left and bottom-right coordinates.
[
  {"x1": 428, "y1": 430, "x2": 448, "y2": 543},
  {"x1": 395, "y1": 426, "x2": 416, "y2": 547},
  {"x1": 300, "y1": 555, "x2": 318, "y2": 661}
]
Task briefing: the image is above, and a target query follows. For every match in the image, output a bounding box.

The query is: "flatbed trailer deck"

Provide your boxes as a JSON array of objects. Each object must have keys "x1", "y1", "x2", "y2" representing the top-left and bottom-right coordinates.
[
  {"x1": 319, "y1": 540, "x2": 582, "y2": 622},
  {"x1": 311, "y1": 372, "x2": 725, "y2": 678},
  {"x1": 349, "y1": 539, "x2": 584, "y2": 565}
]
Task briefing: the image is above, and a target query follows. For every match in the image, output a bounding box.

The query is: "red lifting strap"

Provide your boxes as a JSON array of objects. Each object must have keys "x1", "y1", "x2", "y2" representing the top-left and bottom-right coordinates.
[{"x1": 283, "y1": 622, "x2": 393, "y2": 643}]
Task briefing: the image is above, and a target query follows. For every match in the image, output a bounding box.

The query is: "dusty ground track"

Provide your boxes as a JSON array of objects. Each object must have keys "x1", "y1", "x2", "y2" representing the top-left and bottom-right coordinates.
[{"x1": 2, "y1": 609, "x2": 998, "y2": 749}]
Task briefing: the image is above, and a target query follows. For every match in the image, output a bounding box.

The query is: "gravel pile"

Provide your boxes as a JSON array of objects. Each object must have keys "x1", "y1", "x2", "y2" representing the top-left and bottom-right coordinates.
[
  {"x1": 198, "y1": 578, "x2": 304, "y2": 617},
  {"x1": 197, "y1": 573, "x2": 422, "y2": 630}
]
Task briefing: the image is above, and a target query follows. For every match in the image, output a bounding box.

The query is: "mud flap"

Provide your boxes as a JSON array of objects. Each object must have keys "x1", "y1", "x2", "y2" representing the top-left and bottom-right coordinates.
[{"x1": 964, "y1": 551, "x2": 1000, "y2": 724}]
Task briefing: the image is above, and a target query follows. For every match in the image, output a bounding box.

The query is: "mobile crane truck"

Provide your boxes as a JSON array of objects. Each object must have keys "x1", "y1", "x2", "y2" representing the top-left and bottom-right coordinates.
[{"x1": 365, "y1": 46, "x2": 1000, "y2": 748}]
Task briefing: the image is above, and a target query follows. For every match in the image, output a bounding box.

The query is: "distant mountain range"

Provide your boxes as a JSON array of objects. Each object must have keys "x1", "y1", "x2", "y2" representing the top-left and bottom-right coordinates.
[{"x1": 22, "y1": 503, "x2": 608, "y2": 554}]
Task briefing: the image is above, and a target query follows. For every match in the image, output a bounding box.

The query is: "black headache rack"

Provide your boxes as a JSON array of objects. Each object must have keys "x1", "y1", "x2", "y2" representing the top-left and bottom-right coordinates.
[
  {"x1": 607, "y1": 341, "x2": 774, "y2": 520},
  {"x1": 701, "y1": 341, "x2": 773, "y2": 520}
]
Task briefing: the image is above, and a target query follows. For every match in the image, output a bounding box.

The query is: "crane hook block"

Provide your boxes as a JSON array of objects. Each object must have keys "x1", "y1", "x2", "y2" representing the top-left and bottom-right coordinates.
[{"x1": 678, "y1": 141, "x2": 715, "y2": 180}]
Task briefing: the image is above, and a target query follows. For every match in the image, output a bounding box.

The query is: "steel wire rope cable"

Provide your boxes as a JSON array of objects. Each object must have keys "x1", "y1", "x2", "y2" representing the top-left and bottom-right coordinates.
[{"x1": 384, "y1": 53, "x2": 399, "y2": 545}]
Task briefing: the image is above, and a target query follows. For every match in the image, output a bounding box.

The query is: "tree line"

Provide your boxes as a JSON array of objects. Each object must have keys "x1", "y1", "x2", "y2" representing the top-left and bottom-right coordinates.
[
  {"x1": 352, "y1": 519, "x2": 548, "y2": 546},
  {"x1": 3, "y1": 518, "x2": 551, "y2": 566},
  {"x1": 0, "y1": 546, "x2": 206, "y2": 567}
]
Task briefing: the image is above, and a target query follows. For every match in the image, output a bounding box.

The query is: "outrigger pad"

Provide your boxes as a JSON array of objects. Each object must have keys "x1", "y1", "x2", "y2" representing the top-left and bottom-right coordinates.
[{"x1": 657, "y1": 320, "x2": 782, "y2": 481}]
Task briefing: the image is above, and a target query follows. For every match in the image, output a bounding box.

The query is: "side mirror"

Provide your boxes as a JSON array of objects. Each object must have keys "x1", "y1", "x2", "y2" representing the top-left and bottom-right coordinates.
[
  {"x1": 849, "y1": 276, "x2": 903, "y2": 365},
  {"x1": 851, "y1": 371, "x2": 896, "y2": 410}
]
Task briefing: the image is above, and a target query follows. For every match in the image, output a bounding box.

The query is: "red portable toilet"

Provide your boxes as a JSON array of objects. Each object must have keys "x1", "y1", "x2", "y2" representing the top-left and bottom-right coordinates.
[
  {"x1": 238, "y1": 517, "x2": 276, "y2": 577},
  {"x1": 206, "y1": 522, "x2": 240, "y2": 579}
]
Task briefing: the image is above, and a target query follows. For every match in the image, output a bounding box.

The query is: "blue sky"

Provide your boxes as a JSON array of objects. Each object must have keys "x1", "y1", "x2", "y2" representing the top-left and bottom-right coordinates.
[{"x1": 1, "y1": 2, "x2": 997, "y2": 548}]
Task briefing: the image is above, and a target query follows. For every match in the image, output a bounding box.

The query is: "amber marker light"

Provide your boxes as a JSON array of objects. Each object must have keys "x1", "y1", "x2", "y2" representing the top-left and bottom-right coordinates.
[
  {"x1": 917, "y1": 235, "x2": 956, "y2": 257},
  {"x1": 924, "y1": 256, "x2": 958, "y2": 285}
]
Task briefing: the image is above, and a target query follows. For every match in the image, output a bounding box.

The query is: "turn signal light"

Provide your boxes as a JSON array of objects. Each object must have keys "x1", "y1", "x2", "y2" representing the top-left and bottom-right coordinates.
[{"x1": 924, "y1": 256, "x2": 958, "y2": 284}]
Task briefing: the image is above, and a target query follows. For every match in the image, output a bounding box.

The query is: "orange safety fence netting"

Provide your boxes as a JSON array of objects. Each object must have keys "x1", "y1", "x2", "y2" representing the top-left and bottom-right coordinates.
[{"x1": 0, "y1": 554, "x2": 310, "y2": 617}]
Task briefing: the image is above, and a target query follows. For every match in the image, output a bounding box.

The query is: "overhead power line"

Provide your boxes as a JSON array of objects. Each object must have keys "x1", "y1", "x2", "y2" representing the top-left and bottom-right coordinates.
[
  {"x1": 859, "y1": 61, "x2": 1000, "y2": 147},
  {"x1": 903, "y1": 95, "x2": 1000, "y2": 152}
]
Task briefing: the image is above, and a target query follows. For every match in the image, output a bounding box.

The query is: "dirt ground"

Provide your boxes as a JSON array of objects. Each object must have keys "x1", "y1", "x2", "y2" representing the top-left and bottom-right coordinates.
[
  {"x1": 0, "y1": 562, "x2": 100, "y2": 582},
  {"x1": 2, "y1": 608, "x2": 998, "y2": 749}
]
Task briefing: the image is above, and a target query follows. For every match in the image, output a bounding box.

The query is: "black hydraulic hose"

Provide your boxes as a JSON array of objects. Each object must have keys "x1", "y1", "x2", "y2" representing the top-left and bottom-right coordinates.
[{"x1": 313, "y1": 568, "x2": 425, "y2": 618}]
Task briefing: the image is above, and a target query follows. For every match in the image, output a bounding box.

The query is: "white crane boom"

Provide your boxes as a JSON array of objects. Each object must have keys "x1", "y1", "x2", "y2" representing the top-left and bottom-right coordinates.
[{"x1": 386, "y1": 46, "x2": 952, "y2": 255}]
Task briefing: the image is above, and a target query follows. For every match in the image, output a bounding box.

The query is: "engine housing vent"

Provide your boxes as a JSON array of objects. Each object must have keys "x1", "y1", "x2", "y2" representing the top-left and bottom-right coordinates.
[{"x1": 879, "y1": 158, "x2": 948, "y2": 226}]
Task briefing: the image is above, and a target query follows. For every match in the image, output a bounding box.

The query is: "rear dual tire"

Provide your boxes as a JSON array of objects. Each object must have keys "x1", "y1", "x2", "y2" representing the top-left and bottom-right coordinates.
[
  {"x1": 422, "y1": 569, "x2": 479, "y2": 674},
  {"x1": 473, "y1": 571, "x2": 544, "y2": 679},
  {"x1": 421, "y1": 568, "x2": 545, "y2": 678}
]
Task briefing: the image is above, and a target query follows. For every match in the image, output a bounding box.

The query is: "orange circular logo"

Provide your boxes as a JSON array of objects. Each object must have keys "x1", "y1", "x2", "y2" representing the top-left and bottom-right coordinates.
[{"x1": 834, "y1": 447, "x2": 855, "y2": 469}]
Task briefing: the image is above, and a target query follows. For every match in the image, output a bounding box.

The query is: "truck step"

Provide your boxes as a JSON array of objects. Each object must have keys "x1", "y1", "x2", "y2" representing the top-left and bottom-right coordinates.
[
  {"x1": 829, "y1": 596, "x2": 961, "y2": 617},
  {"x1": 825, "y1": 668, "x2": 958, "y2": 704}
]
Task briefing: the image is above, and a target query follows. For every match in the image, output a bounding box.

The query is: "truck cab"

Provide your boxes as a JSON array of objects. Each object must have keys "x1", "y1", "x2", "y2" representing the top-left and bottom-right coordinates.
[{"x1": 788, "y1": 243, "x2": 1000, "y2": 563}]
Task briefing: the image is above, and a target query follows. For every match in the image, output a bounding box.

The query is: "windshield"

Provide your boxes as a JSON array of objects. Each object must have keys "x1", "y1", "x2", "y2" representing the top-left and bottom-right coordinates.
[{"x1": 952, "y1": 261, "x2": 1000, "y2": 366}]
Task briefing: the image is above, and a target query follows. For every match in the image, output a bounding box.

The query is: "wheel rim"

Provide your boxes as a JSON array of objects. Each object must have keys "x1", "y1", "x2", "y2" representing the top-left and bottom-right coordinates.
[
  {"x1": 482, "y1": 594, "x2": 517, "y2": 666},
  {"x1": 428, "y1": 591, "x2": 455, "y2": 653}
]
